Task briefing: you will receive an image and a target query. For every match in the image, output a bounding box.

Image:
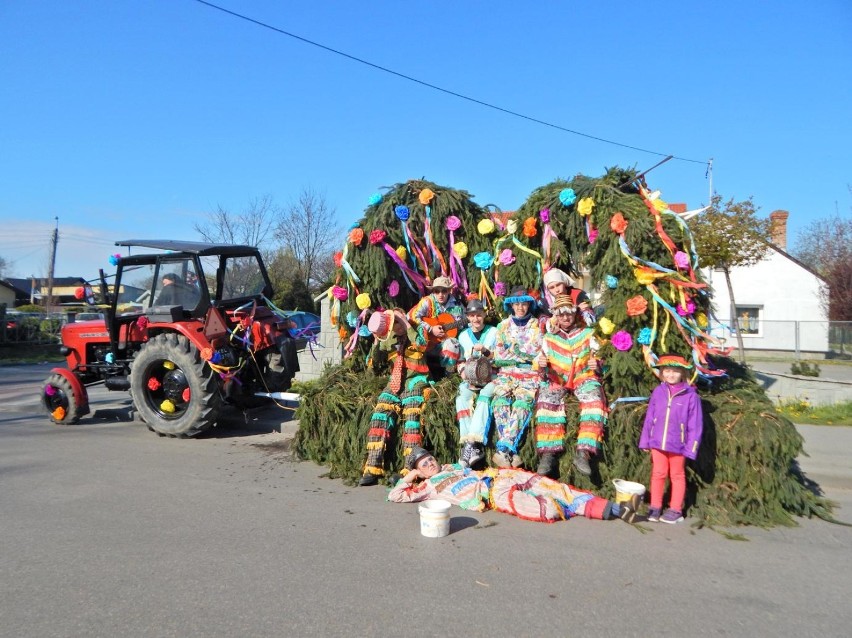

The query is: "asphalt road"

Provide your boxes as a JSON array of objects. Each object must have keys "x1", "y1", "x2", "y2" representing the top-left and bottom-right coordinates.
[{"x1": 1, "y1": 363, "x2": 851, "y2": 638}]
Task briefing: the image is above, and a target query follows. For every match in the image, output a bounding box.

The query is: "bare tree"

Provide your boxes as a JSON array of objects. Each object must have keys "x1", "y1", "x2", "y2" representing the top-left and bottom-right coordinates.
[
  {"x1": 691, "y1": 194, "x2": 773, "y2": 362},
  {"x1": 274, "y1": 187, "x2": 342, "y2": 293},
  {"x1": 0, "y1": 255, "x2": 7, "y2": 278},
  {"x1": 792, "y1": 212, "x2": 852, "y2": 321},
  {"x1": 194, "y1": 195, "x2": 279, "y2": 254}
]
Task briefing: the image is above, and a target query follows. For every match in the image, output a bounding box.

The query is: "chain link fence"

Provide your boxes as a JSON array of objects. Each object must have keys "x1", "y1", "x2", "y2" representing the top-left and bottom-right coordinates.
[{"x1": 707, "y1": 320, "x2": 852, "y2": 361}]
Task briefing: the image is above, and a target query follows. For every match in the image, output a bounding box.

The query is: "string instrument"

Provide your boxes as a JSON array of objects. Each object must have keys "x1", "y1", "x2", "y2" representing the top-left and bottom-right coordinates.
[{"x1": 422, "y1": 313, "x2": 468, "y2": 345}]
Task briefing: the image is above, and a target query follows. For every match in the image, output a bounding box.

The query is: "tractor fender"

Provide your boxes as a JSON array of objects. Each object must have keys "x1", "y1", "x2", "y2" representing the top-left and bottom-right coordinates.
[
  {"x1": 50, "y1": 367, "x2": 90, "y2": 415},
  {"x1": 146, "y1": 322, "x2": 210, "y2": 352}
]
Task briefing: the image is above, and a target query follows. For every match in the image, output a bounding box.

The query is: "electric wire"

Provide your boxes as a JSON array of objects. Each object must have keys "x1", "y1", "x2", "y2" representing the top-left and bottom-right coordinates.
[{"x1": 192, "y1": 0, "x2": 707, "y2": 165}]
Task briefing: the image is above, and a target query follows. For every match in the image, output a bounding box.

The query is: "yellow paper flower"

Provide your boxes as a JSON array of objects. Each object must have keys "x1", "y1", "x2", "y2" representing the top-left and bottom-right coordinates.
[
  {"x1": 578, "y1": 197, "x2": 595, "y2": 217},
  {"x1": 163, "y1": 361, "x2": 175, "y2": 370},
  {"x1": 160, "y1": 399, "x2": 176, "y2": 413},
  {"x1": 696, "y1": 312, "x2": 708, "y2": 329},
  {"x1": 419, "y1": 188, "x2": 435, "y2": 205},
  {"x1": 477, "y1": 219, "x2": 495, "y2": 235},
  {"x1": 653, "y1": 198, "x2": 669, "y2": 213},
  {"x1": 506, "y1": 219, "x2": 518, "y2": 235},
  {"x1": 453, "y1": 242, "x2": 468, "y2": 259},
  {"x1": 633, "y1": 267, "x2": 658, "y2": 285},
  {"x1": 396, "y1": 245, "x2": 407, "y2": 260},
  {"x1": 356, "y1": 293, "x2": 372, "y2": 310},
  {"x1": 598, "y1": 317, "x2": 615, "y2": 335}
]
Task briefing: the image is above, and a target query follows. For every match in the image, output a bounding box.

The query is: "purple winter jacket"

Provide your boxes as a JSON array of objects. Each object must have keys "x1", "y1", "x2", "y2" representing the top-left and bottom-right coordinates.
[{"x1": 639, "y1": 382, "x2": 703, "y2": 460}]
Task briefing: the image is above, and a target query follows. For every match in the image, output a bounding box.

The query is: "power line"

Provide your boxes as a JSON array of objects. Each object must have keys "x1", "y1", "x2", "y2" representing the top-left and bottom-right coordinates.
[{"x1": 192, "y1": 0, "x2": 708, "y2": 165}]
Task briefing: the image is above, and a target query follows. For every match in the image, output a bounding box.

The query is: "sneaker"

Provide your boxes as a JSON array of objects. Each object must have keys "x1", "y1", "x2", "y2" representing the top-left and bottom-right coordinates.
[
  {"x1": 536, "y1": 453, "x2": 558, "y2": 478},
  {"x1": 459, "y1": 441, "x2": 475, "y2": 467},
  {"x1": 573, "y1": 450, "x2": 592, "y2": 476},
  {"x1": 492, "y1": 450, "x2": 513, "y2": 468},
  {"x1": 468, "y1": 443, "x2": 486, "y2": 467},
  {"x1": 619, "y1": 501, "x2": 638, "y2": 524},
  {"x1": 646, "y1": 507, "x2": 662, "y2": 523},
  {"x1": 358, "y1": 473, "x2": 379, "y2": 487},
  {"x1": 660, "y1": 508, "x2": 684, "y2": 524}
]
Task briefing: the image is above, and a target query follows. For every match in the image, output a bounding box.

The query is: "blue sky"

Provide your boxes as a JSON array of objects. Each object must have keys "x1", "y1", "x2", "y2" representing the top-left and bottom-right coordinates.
[{"x1": 1, "y1": 0, "x2": 850, "y2": 280}]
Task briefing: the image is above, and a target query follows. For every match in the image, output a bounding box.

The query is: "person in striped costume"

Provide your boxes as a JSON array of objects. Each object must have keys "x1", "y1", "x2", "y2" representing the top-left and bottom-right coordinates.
[
  {"x1": 388, "y1": 447, "x2": 638, "y2": 523},
  {"x1": 359, "y1": 308, "x2": 435, "y2": 486},
  {"x1": 534, "y1": 294, "x2": 607, "y2": 478}
]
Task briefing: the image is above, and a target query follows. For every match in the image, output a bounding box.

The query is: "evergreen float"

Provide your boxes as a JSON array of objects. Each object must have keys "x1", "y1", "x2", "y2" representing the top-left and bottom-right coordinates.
[{"x1": 294, "y1": 172, "x2": 833, "y2": 528}]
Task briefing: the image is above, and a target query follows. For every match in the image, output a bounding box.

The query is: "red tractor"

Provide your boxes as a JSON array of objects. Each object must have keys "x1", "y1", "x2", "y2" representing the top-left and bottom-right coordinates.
[{"x1": 41, "y1": 240, "x2": 312, "y2": 437}]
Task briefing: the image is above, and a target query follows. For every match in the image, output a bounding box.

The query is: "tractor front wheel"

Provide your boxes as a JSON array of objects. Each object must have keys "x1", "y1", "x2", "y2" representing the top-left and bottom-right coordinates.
[
  {"x1": 41, "y1": 373, "x2": 84, "y2": 425},
  {"x1": 130, "y1": 333, "x2": 221, "y2": 437}
]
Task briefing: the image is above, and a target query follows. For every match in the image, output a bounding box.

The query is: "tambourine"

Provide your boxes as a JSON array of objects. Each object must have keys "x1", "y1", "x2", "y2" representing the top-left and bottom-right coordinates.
[{"x1": 461, "y1": 356, "x2": 492, "y2": 387}]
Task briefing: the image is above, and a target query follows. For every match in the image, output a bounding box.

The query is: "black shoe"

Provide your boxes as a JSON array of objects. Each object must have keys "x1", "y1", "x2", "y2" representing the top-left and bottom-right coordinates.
[
  {"x1": 619, "y1": 502, "x2": 638, "y2": 524},
  {"x1": 536, "y1": 453, "x2": 558, "y2": 478},
  {"x1": 359, "y1": 473, "x2": 379, "y2": 486},
  {"x1": 573, "y1": 450, "x2": 592, "y2": 476},
  {"x1": 468, "y1": 443, "x2": 486, "y2": 467}
]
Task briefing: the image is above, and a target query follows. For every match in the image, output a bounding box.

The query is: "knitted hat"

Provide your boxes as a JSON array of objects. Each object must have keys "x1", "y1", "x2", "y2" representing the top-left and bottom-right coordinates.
[
  {"x1": 367, "y1": 309, "x2": 407, "y2": 339},
  {"x1": 543, "y1": 268, "x2": 574, "y2": 289},
  {"x1": 465, "y1": 298, "x2": 486, "y2": 314},
  {"x1": 429, "y1": 276, "x2": 454, "y2": 290},
  {"x1": 551, "y1": 294, "x2": 577, "y2": 315},
  {"x1": 652, "y1": 354, "x2": 694, "y2": 370},
  {"x1": 503, "y1": 286, "x2": 536, "y2": 312},
  {"x1": 405, "y1": 446, "x2": 433, "y2": 471}
]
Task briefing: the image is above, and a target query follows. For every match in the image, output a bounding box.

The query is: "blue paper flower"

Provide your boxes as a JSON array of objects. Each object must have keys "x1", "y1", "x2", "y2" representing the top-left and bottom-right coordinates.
[
  {"x1": 473, "y1": 252, "x2": 494, "y2": 270},
  {"x1": 108, "y1": 254, "x2": 120, "y2": 266},
  {"x1": 358, "y1": 325, "x2": 372, "y2": 337},
  {"x1": 559, "y1": 188, "x2": 577, "y2": 206},
  {"x1": 605, "y1": 275, "x2": 619, "y2": 289},
  {"x1": 346, "y1": 310, "x2": 359, "y2": 328},
  {"x1": 637, "y1": 327, "x2": 653, "y2": 346},
  {"x1": 395, "y1": 205, "x2": 410, "y2": 221},
  {"x1": 369, "y1": 193, "x2": 383, "y2": 206}
]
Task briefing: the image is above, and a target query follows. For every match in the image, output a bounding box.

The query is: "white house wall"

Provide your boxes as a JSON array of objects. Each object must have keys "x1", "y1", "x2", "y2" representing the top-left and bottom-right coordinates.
[{"x1": 703, "y1": 248, "x2": 828, "y2": 353}]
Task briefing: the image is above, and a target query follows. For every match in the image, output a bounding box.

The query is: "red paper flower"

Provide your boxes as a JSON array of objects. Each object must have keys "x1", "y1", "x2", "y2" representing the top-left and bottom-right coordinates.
[
  {"x1": 333, "y1": 251, "x2": 343, "y2": 267},
  {"x1": 369, "y1": 229, "x2": 386, "y2": 245},
  {"x1": 147, "y1": 377, "x2": 161, "y2": 391},
  {"x1": 136, "y1": 316, "x2": 149, "y2": 330},
  {"x1": 626, "y1": 295, "x2": 648, "y2": 316},
  {"x1": 182, "y1": 388, "x2": 191, "y2": 402},
  {"x1": 610, "y1": 212, "x2": 628, "y2": 234},
  {"x1": 74, "y1": 287, "x2": 85, "y2": 300}
]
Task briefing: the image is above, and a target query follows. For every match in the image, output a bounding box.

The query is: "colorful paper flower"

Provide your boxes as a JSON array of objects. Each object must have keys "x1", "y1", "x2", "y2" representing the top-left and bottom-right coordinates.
[
  {"x1": 473, "y1": 252, "x2": 494, "y2": 270},
  {"x1": 346, "y1": 310, "x2": 359, "y2": 327},
  {"x1": 388, "y1": 280, "x2": 400, "y2": 298},
  {"x1": 419, "y1": 188, "x2": 435, "y2": 205},
  {"x1": 522, "y1": 216, "x2": 537, "y2": 238},
  {"x1": 677, "y1": 300, "x2": 696, "y2": 316},
  {"x1": 396, "y1": 245, "x2": 407, "y2": 260},
  {"x1": 626, "y1": 295, "x2": 648, "y2": 317},
  {"x1": 653, "y1": 198, "x2": 668, "y2": 213},
  {"x1": 334, "y1": 252, "x2": 343, "y2": 267},
  {"x1": 332, "y1": 285, "x2": 348, "y2": 301},
  {"x1": 369, "y1": 192, "x2": 383, "y2": 206},
  {"x1": 610, "y1": 212, "x2": 628, "y2": 234},
  {"x1": 674, "y1": 251, "x2": 690, "y2": 269},
  {"x1": 44, "y1": 384, "x2": 56, "y2": 396},
  {"x1": 506, "y1": 219, "x2": 518, "y2": 235},
  {"x1": 477, "y1": 219, "x2": 495, "y2": 235},
  {"x1": 453, "y1": 242, "x2": 468, "y2": 259},
  {"x1": 109, "y1": 253, "x2": 121, "y2": 266},
  {"x1": 182, "y1": 388, "x2": 191, "y2": 402},
  {"x1": 359, "y1": 325, "x2": 372, "y2": 337},
  {"x1": 136, "y1": 316, "x2": 149, "y2": 330},
  {"x1": 612, "y1": 330, "x2": 633, "y2": 351},
  {"x1": 494, "y1": 281, "x2": 506, "y2": 296},
  {"x1": 446, "y1": 216, "x2": 461, "y2": 231},
  {"x1": 162, "y1": 361, "x2": 175, "y2": 370},
  {"x1": 394, "y1": 206, "x2": 410, "y2": 221},
  {"x1": 52, "y1": 406, "x2": 66, "y2": 421},
  {"x1": 356, "y1": 293, "x2": 372, "y2": 310},
  {"x1": 598, "y1": 317, "x2": 615, "y2": 335},
  {"x1": 74, "y1": 287, "x2": 84, "y2": 300},
  {"x1": 605, "y1": 275, "x2": 619, "y2": 289},
  {"x1": 634, "y1": 267, "x2": 657, "y2": 285},
  {"x1": 147, "y1": 377, "x2": 161, "y2": 391},
  {"x1": 578, "y1": 197, "x2": 595, "y2": 217},
  {"x1": 559, "y1": 188, "x2": 576, "y2": 206},
  {"x1": 498, "y1": 249, "x2": 516, "y2": 265},
  {"x1": 696, "y1": 312, "x2": 708, "y2": 329},
  {"x1": 348, "y1": 228, "x2": 364, "y2": 246},
  {"x1": 637, "y1": 327, "x2": 653, "y2": 346},
  {"x1": 589, "y1": 228, "x2": 599, "y2": 244},
  {"x1": 539, "y1": 208, "x2": 550, "y2": 224},
  {"x1": 160, "y1": 399, "x2": 176, "y2": 413},
  {"x1": 369, "y1": 229, "x2": 386, "y2": 245}
]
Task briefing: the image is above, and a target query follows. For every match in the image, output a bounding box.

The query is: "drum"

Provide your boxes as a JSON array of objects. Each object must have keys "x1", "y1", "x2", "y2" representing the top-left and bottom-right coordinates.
[{"x1": 461, "y1": 357, "x2": 492, "y2": 387}]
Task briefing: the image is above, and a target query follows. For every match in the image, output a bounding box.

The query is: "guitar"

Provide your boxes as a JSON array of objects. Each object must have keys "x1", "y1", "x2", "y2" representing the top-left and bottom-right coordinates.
[{"x1": 422, "y1": 313, "x2": 468, "y2": 345}]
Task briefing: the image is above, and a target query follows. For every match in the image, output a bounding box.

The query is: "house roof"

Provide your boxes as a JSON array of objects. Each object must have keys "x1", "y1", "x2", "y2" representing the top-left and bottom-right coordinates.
[
  {"x1": 4, "y1": 276, "x2": 87, "y2": 290},
  {"x1": 765, "y1": 242, "x2": 827, "y2": 283}
]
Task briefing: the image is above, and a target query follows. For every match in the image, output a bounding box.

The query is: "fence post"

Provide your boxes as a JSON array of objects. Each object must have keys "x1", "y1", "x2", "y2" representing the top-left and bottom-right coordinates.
[{"x1": 795, "y1": 321, "x2": 800, "y2": 360}]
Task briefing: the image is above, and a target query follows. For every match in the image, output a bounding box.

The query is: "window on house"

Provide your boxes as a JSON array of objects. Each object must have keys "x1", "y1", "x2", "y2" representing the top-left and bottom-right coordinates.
[{"x1": 734, "y1": 306, "x2": 761, "y2": 335}]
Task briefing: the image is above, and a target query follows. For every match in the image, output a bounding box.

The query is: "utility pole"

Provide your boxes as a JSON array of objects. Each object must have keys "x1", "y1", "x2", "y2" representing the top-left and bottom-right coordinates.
[{"x1": 46, "y1": 217, "x2": 59, "y2": 313}]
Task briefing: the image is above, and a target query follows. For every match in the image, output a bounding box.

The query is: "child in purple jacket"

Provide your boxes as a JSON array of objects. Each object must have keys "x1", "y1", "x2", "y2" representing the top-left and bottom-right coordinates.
[{"x1": 639, "y1": 354, "x2": 704, "y2": 524}]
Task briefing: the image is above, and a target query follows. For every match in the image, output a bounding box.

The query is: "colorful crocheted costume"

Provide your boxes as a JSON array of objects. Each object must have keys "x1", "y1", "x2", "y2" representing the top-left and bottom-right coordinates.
[{"x1": 455, "y1": 325, "x2": 498, "y2": 445}]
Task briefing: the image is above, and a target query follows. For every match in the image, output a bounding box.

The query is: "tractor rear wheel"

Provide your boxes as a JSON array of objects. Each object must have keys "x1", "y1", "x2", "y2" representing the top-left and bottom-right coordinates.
[
  {"x1": 41, "y1": 373, "x2": 84, "y2": 425},
  {"x1": 130, "y1": 333, "x2": 221, "y2": 437}
]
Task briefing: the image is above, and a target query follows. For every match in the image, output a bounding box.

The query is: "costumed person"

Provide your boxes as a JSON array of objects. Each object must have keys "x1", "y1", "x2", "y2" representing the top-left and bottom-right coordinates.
[
  {"x1": 542, "y1": 268, "x2": 595, "y2": 328},
  {"x1": 455, "y1": 298, "x2": 498, "y2": 468},
  {"x1": 490, "y1": 286, "x2": 544, "y2": 468},
  {"x1": 639, "y1": 354, "x2": 704, "y2": 524},
  {"x1": 407, "y1": 276, "x2": 465, "y2": 377},
  {"x1": 358, "y1": 308, "x2": 434, "y2": 487},
  {"x1": 388, "y1": 447, "x2": 639, "y2": 523},
  {"x1": 534, "y1": 294, "x2": 608, "y2": 478}
]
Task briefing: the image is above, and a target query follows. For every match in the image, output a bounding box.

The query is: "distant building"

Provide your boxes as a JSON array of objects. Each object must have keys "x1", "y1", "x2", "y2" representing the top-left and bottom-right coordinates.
[{"x1": 0, "y1": 280, "x2": 16, "y2": 309}]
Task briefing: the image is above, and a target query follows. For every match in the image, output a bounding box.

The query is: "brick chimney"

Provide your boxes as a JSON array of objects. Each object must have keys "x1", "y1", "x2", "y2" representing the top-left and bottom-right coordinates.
[
  {"x1": 668, "y1": 203, "x2": 687, "y2": 214},
  {"x1": 769, "y1": 210, "x2": 789, "y2": 249}
]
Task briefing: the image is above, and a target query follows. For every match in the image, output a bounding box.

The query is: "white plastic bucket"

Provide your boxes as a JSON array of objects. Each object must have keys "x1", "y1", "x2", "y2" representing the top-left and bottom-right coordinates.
[
  {"x1": 418, "y1": 499, "x2": 452, "y2": 538},
  {"x1": 612, "y1": 479, "x2": 646, "y2": 505}
]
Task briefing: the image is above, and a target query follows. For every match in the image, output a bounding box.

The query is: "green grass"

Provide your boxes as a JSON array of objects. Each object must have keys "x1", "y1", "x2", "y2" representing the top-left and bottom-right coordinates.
[
  {"x1": 0, "y1": 343, "x2": 65, "y2": 365},
  {"x1": 777, "y1": 399, "x2": 852, "y2": 426}
]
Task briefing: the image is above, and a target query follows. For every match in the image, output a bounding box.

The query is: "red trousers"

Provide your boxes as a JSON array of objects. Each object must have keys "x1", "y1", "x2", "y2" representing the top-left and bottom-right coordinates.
[{"x1": 650, "y1": 449, "x2": 686, "y2": 512}]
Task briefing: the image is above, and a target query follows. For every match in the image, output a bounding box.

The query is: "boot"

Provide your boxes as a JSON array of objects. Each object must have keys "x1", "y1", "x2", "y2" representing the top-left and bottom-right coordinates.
[
  {"x1": 536, "y1": 453, "x2": 558, "y2": 478},
  {"x1": 573, "y1": 449, "x2": 592, "y2": 476},
  {"x1": 359, "y1": 473, "x2": 379, "y2": 487}
]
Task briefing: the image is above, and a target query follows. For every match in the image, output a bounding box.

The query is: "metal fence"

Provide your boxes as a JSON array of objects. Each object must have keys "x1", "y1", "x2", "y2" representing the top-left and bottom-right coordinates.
[
  {"x1": 707, "y1": 320, "x2": 852, "y2": 360},
  {"x1": 0, "y1": 311, "x2": 68, "y2": 345}
]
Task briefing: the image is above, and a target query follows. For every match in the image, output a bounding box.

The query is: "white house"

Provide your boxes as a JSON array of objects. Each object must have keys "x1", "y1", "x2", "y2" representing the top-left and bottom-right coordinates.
[{"x1": 704, "y1": 210, "x2": 829, "y2": 356}]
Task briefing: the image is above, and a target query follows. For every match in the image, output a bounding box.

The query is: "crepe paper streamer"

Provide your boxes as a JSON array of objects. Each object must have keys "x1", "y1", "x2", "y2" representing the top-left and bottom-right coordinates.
[
  {"x1": 381, "y1": 241, "x2": 426, "y2": 295},
  {"x1": 447, "y1": 220, "x2": 469, "y2": 294},
  {"x1": 608, "y1": 396, "x2": 650, "y2": 411},
  {"x1": 422, "y1": 205, "x2": 448, "y2": 276}
]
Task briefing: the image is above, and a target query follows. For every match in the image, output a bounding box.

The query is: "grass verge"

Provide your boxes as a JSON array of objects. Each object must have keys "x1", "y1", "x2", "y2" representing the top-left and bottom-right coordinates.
[
  {"x1": 777, "y1": 399, "x2": 852, "y2": 426},
  {"x1": 0, "y1": 343, "x2": 65, "y2": 365}
]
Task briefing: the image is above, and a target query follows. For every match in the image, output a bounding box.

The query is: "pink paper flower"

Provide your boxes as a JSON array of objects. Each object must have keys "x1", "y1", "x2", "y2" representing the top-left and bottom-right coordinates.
[
  {"x1": 332, "y1": 285, "x2": 349, "y2": 301},
  {"x1": 498, "y1": 249, "x2": 516, "y2": 266},
  {"x1": 494, "y1": 281, "x2": 506, "y2": 296},
  {"x1": 446, "y1": 216, "x2": 461, "y2": 231},
  {"x1": 674, "y1": 251, "x2": 690, "y2": 269},
  {"x1": 369, "y1": 229, "x2": 386, "y2": 245},
  {"x1": 677, "y1": 300, "x2": 696, "y2": 316},
  {"x1": 589, "y1": 228, "x2": 599, "y2": 244},
  {"x1": 387, "y1": 280, "x2": 400, "y2": 298},
  {"x1": 612, "y1": 330, "x2": 633, "y2": 351},
  {"x1": 539, "y1": 208, "x2": 550, "y2": 224}
]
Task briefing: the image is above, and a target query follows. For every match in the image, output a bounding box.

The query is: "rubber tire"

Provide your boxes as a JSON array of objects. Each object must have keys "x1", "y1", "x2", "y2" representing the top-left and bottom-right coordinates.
[
  {"x1": 41, "y1": 373, "x2": 83, "y2": 425},
  {"x1": 130, "y1": 333, "x2": 221, "y2": 437}
]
